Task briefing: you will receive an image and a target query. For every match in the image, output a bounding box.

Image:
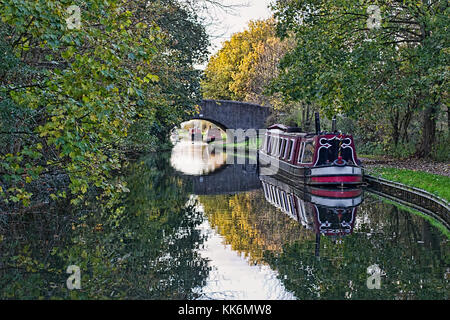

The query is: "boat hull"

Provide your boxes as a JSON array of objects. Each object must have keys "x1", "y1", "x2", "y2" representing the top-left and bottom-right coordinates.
[{"x1": 259, "y1": 151, "x2": 363, "y2": 186}]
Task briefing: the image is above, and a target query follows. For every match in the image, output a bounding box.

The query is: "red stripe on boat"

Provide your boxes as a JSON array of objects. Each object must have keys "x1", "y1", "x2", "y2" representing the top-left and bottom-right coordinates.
[
  {"x1": 310, "y1": 176, "x2": 362, "y2": 183},
  {"x1": 311, "y1": 188, "x2": 362, "y2": 197}
]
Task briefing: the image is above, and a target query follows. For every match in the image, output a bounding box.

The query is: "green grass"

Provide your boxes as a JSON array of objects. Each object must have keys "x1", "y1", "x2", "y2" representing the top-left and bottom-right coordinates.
[
  {"x1": 369, "y1": 167, "x2": 450, "y2": 202},
  {"x1": 214, "y1": 138, "x2": 262, "y2": 150}
]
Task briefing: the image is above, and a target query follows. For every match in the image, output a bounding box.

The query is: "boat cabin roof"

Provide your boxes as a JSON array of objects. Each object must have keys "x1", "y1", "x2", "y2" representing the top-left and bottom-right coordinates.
[
  {"x1": 266, "y1": 124, "x2": 309, "y2": 137},
  {"x1": 267, "y1": 124, "x2": 303, "y2": 132},
  {"x1": 266, "y1": 124, "x2": 351, "y2": 138}
]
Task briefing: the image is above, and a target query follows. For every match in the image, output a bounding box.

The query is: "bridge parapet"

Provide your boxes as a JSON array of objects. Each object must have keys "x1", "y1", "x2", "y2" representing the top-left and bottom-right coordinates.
[{"x1": 195, "y1": 100, "x2": 271, "y2": 130}]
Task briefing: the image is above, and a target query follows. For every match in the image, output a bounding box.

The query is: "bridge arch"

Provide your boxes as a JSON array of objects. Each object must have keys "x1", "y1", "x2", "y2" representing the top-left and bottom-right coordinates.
[{"x1": 189, "y1": 117, "x2": 228, "y2": 132}]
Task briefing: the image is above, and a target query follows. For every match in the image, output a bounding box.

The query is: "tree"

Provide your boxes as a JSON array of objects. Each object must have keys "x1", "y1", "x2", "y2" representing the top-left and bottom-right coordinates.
[
  {"x1": 0, "y1": 0, "x2": 209, "y2": 210},
  {"x1": 201, "y1": 18, "x2": 291, "y2": 106},
  {"x1": 271, "y1": 0, "x2": 449, "y2": 157}
]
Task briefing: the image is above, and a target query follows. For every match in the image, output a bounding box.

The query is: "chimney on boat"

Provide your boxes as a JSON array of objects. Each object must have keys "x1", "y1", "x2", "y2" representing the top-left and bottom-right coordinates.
[
  {"x1": 315, "y1": 112, "x2": 321, "y2": 134},
  {"x1": 332, "y1": 116, "x2": 337, "y2": 132}
]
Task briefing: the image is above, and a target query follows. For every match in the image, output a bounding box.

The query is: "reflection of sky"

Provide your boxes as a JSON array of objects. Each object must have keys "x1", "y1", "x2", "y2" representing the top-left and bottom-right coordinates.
[
  {"x1": 194, "y1": 202, "x2": 296, "y2": 300},
  {"x1": 170, "y1": 141, "x2": 227, "y2": 175}
]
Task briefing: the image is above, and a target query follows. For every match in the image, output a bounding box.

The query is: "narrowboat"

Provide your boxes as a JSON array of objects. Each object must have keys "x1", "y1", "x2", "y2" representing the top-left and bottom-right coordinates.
[
  {"x1": 259, "y1": 113, "x2": 363, "y2": 186},
  {"x1": 260, "y1": 174, "x2": 362, "y2": 238}
]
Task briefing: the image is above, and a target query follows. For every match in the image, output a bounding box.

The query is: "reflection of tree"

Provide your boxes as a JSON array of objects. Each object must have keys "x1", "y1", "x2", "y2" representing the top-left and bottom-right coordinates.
[
  {"x1": 0, "y1": 153, "x2": 209, "y2": 299},
  {"x1": 0, "y1": 200, "x2": 73, "y2": 298},
  {"x1": 265, "y1": 195, "x2": 449, "y2": 300},
  {"x1": 200, "y1": 191, "x2": 314, "y2": 264}
]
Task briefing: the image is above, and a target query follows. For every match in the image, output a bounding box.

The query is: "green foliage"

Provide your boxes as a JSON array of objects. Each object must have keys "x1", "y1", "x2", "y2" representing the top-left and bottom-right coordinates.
[
  {"x1": 0, "y1": 0, "x2": 209, "y2": 210},
  {"x1": 271, "y1": 0, "x2": 449, "y2": 157}
]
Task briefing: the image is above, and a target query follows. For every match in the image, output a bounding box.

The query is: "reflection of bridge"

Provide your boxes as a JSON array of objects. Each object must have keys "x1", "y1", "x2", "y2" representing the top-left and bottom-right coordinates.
[
  {"x1": 193, "y1": 100, "x2": 271, "y2": 130},
  {"x1": 182, "y1": 163, "x2": 261, "y2": 195}
]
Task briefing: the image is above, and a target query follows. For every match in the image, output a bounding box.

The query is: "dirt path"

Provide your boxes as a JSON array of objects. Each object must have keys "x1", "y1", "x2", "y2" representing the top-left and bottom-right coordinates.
[{"x1": 361, "y1": 157, "x2": 450, "y2": 177}]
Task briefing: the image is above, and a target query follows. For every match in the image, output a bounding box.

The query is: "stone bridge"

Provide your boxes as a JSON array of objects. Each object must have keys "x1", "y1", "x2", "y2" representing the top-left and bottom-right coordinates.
[{"x1": 193, "y1": 100, "x2": 271, "y2": 130}]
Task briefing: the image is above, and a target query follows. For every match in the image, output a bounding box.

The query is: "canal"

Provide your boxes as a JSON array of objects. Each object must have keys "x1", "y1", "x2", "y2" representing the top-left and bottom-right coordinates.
[{"x1": 0, "y1": 141, "x2": 448, "y2": 299}]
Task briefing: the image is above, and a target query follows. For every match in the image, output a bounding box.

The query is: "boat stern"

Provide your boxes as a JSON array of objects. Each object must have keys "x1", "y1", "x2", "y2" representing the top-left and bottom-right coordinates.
[{"x1": 308, "y1": 165, "x2": 363, "y2": 186}]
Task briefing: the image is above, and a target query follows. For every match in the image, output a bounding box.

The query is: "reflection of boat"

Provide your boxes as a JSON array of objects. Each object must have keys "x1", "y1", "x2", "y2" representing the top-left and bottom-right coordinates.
[
  {"x1": 258, "y1": 113, "x2": 363, "y2": 186},
  {"x1": 259, "y1": 174, "x2": 362, "y2": 237}
]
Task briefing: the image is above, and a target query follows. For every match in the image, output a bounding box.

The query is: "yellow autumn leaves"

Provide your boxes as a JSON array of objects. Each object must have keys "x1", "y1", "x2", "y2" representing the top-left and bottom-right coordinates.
[{"x1": 201, "y1": 18, "x2": 293, "y2": 107}]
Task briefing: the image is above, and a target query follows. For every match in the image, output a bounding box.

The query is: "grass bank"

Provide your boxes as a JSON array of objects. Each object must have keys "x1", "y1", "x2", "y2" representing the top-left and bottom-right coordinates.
[
  {"x1": 212, "y1": 138, "x2": 262, "y2": 150},
  {"x1": 368, "y1": 167, "x2": 450, "y2": 202}
]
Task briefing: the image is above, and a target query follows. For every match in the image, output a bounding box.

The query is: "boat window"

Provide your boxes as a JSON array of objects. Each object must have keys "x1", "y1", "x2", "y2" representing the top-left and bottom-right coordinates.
[
  {"x1": 262, "y1": 183, "x2": 269, "y2": 200},
  {"x1": 297, "y1": 141, "x2": 304, "y2": 163},
  {"x1": 276, "y1": 138, "x2": 281, "y2": 156},
  {"x1": 268, "y1": 138, "x2": 273, "y2": 155},
  {"x1": 289, "y1": 195, "x2": 296, "y2": 216},
  {"x1": 284, "y1": 139, "x2": 291, "y2": 159},
  {"x1": 272, "y1": 138, "x2": 278, "y2": 156},
  {"x1": 280, "y1": 191, "x2": 285, "y2": 210},
  {"x1": 285, "y1": 139, "x2": 289, "y2": 157},
  {"x1": 297, "y1": 197, "x2": 307, "y2": 224},
  {"x1": 288, "y1": 139, "x2": 295, "y2": 161},
  {"x1": 281, "y1": 191, "x2": 287, "y2": 211},
  {"x1": 301, "y1": 140, "x2": 315, "y2": 164},
  {"x1": 283, "y1": 140, "x2": 289, "y2": 159},
  {"x1": 272, "y1": 186, "x2": 277, "y2": 205},
  {"x1": 285, "y1": 193, "x2": 291, "y2": 214},
  {"x1": 286, "y1": 195, "x2": 292, "y2": 215},
  {"x1": 276, "y1": 189, "x2": 281, "y2": 208},
  {"x1": 278, "y1": 138, "x2": 284, "y2": 156},
  {"x1": 277, "y1": 138, "x2": 282, "y2": 156},
  {"x1": 265, "y1": 136, "x2": 271, "y2": 152},
  {"x1": 280, "y1": 139, "x2": 286, "y2": 158}
]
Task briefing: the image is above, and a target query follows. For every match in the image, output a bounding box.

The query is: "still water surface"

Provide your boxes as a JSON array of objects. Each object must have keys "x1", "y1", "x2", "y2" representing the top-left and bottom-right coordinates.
[{"x1": 0, "y1": 142, "x2": 448, "y2": 299}]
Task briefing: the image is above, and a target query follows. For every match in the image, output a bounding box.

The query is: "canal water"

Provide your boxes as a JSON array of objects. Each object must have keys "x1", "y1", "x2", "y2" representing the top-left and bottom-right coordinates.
[{"x1": 0, "y1": 141, "x2": 448, "y2": 299}]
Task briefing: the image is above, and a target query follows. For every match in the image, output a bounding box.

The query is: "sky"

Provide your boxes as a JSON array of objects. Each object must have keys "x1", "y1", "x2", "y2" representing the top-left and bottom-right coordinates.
[{"x1": 199, "y1": 0, "x2": 274, "y2": 67}]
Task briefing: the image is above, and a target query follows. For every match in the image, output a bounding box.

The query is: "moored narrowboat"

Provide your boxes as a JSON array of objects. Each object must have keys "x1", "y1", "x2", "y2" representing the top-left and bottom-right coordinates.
[{"x1": 259, "y1": 114, "x2": 363, "y2": 186}]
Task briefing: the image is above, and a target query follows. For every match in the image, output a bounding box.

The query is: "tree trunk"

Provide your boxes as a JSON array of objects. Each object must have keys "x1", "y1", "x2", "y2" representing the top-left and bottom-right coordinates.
[
  {"x1": 391, "y1": 108, "x2": 400, "y2": 147},
  {"x1": 447, "y1": 105, "x2": 450, "y2": 138},
  {"x1": 415, "y1": 105, "x2": 437, "y2": 158},
  {"x1": 400, "y1": 109, "x2": 412, "y2": 144}
]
